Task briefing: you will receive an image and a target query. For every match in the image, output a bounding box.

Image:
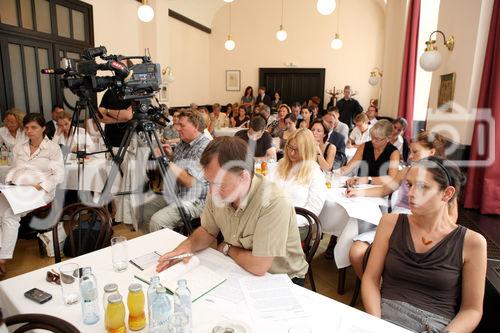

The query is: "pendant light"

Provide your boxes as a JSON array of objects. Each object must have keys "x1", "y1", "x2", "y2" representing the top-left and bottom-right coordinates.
[
  {"x1": 276, "y1": 0, "x2": 288, "y2": 41},
  {"x1": 138, "y1": 0, "x2": 154, "y2": 23},
  {"x1": 330, "y1": 0, "x2": 342, "y2": 50},
  {"x1": 224, "y1": 3, "x2": 236, "y2": 51},
  {"x1": 317, "y1": 0, "x2": 336, "y2": 16}
]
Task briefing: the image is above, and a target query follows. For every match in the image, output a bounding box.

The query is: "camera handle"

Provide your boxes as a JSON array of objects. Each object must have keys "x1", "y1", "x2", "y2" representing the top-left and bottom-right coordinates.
[{"x1": 98, "y1": 100, "x2": 193, "y2": 234}]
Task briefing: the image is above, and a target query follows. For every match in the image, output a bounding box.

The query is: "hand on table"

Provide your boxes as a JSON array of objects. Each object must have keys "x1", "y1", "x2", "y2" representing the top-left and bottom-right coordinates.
[
  {"x1": 345, "y1": 187, "x2": 359, "y2": 198},
  {"x1": 156, "y1": 246, "x2": 192, "y2": 273}
]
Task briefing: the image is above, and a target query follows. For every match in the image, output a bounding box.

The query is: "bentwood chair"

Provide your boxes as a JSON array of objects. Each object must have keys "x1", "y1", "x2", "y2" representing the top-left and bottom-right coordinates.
[
  {"x1": 295, "y1": 207, "x2": 322, "y2": 292},
  {"x1": 349, "y1": 243, "x2": 373, "y2": 306},
  {"x1": 5, "y1": 313, "x2": 80, "y2": 333}
]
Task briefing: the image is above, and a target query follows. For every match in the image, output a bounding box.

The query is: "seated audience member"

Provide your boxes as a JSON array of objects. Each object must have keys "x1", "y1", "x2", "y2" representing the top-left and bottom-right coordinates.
[
  {"x1": 322, "y1": 112, "x2": 347, "y2": 168},
  {"x1": 252, "y1": 105, "x2": 261, "y2": 116},
  {"x1": 268, "y1": 104, "x2": 290, "y2": 138},
  {"x1": 241, "y1": 86, "x2": 255, "y2": 113},
  {"x1": 156, "y1": 136, "x2": 309, "y2": 285},
  {"x1": 348, "y1": 112, "x2": 371, "y2": 148},
  {"x1": 271, "y1": 91, "x2": 282, "y2": 114},
  {"x1": 366, "y1": 105, "x2": 378, "y2": 127},
  {"x1": 328, "y1": 107, "x2": 349, "y2": 144},
  {"x1": 52, "y1": 111, "x2": 97, "y2": 156},
  {"x1": 210, "y1": 103, "x2": 229, "y2": 129},
  {"x1": 347, "y1": 131, "x2": 449, "y2": 278},
  {"x1": 0, "y1": 113, "x2": 64, "y2": 274},
  {"x1": 235, "y1": 116, "x2": 276, "y2": 161},
  {"x1": 281, "y1": 113, "x2": 297, "y2": 149},
  {"x1": 0, "y1": 108, "x2": 26, "y2": 150},
  {"x1": 228, "y1": 103, "x2": 239, "y2": 125},
  {"x1": 83, "y1": 118, "x2": 106, "y2": 151},
  {"x1": 142, "y1": 110, "x2": 210, "y2": 232},
  {"x1": 291, "y1": 102, "x2": 303, "y2": 124},
  {"x1": 230, "y1": 105, "x2": 250, "y2": 128},
  {"x1": 260, "y1": 105, "x2": 276, "y2": 127},
  {"x1": 45, "y1": 105, "x2": 64, "y2": 140},
  {"x1": 198, "y1": 107, "x2": 212, "y2": 134},
  {"x1": 339, "y1": 120, "x2": 400, "y2": 177},
  {"x1": 311, "y1": 120, "x2": 336, "y2": 172},
  {"x1": 298, "y1": 106, "x2": 314, "y2": 129},
  {"x1": 309, "y1": 103, "x2": 320, "y2": 119},
  {"x1": 269, "y1": 129, "x2": 326, "y2": 239},
  {"x1": 162, "y1": 110, "x2": 181, "y2": 145},
  {"x1": 189, "y1": 103, "x2": 198, "y2": 110},
  {"x1": 389, "y1": 117, "x2": 408, "y2": 157},
  {"x1": 362, "y1": 156, "x2": 486, "y2": 333}
]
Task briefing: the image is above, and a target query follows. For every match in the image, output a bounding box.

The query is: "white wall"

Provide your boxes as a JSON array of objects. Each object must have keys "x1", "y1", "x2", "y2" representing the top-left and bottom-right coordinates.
[
  {"x1": 208, "y1": 0, "x2": 385, "y2": 109},
  {"x1": 426, "y1": 0, "x2": 493, "y2": 145}
]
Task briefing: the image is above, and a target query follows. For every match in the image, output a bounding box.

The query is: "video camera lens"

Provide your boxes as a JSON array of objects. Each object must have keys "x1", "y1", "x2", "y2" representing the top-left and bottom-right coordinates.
[{"x1": 82, "y1": 46, "x2": 107, "y2": 60}]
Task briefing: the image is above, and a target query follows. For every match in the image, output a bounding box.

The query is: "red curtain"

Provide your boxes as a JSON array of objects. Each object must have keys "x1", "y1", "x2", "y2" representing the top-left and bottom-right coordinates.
[
  {"x1": 464, "y1": 0, "x2": 500, "y2": 214},
  {"x1": 397, "y1": 0, "x2": 421, "y2": 139}
]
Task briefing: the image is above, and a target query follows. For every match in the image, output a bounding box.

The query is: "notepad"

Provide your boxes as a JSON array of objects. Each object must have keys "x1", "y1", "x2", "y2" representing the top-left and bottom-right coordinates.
[
  {"x1": 129, "y1": 251, "x2": 161, "y2": 270},
  {"x1": 0, "y1": 184, "x2": 47, "y2": 215},
  {"x1": 135, "y1": 256, "x2": 226, "y2": 302}
]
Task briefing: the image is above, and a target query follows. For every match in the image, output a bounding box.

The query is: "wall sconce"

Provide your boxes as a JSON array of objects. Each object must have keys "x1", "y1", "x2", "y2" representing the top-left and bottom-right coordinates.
[
  {"x1": 162, "y1": 67, "x2": 174, "y2": 83},
  {"x1": 137, "y1": 0, "x2": 154, "y2": 22},
  {"x1": 419, "y1": 30, "x2": 455, "y2": 72},
  {"x1": 368, "y1": 67, "x2": 383, "y2": 86}
]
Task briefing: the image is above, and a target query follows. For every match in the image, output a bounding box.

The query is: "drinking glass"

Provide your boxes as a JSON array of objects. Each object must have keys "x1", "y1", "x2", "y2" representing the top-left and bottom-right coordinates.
[
  {"x1": 59, "y1": 263, "x2": 80, "y2": 305},
  {"x1": 111, "y1": 236, "x2": 128, "y2": 272},
  {"x1": 324, "y1": 171, "x2": 333, "y2": 189}
]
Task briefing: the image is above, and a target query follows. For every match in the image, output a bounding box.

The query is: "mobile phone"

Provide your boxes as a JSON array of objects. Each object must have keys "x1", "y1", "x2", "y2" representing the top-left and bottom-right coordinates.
[{"x1": 24, "y1": 288, "x2": 52, "y2": 304}]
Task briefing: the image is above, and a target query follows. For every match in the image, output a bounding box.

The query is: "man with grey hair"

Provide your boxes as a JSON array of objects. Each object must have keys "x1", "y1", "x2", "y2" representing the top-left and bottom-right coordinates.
[
  {"x1": 259, "y1": 104, "x2": 276, "y2": 127},
  {"x1": 210, "y1": 103, "x2": 229, "y2": 129},
  {"x1": 142, "y1": 109, "x2": 210, "y2": 232}
]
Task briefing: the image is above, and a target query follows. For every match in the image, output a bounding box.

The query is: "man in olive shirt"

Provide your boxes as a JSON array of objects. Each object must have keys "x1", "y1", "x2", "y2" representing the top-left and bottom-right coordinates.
[{"x1": 156, "y1": 136, "x2": 308, "y2": 284}]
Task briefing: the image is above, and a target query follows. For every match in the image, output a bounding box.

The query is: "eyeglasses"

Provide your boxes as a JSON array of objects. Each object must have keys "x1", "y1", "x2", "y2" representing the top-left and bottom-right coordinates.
[
  {"x1": 286, "y1": 145, "x2": 299, "y2": 153},
  {"x1": 46, "y1": 269, "x2": 61, "y2": 285},
  {"x1": 371, "y1": 136, "x2": 386, "y2": 142}
]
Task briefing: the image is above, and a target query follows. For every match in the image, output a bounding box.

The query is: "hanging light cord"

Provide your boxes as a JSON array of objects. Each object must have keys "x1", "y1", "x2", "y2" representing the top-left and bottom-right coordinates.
[
  {"x1": 336, "y1": 0, "x2": 341, "y2": 34},
  {"x1": 280, "y1": 0, "x2": 285, "y2": 27},
  {"x1": 229, "y1": 3, "x2": 232, "y2": 36}
]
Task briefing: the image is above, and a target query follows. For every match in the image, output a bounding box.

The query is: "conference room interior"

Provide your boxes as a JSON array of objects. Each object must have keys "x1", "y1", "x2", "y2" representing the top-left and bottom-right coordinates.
[{"x1": 0, "y1": 0, "x2": 499, "y2": 332}]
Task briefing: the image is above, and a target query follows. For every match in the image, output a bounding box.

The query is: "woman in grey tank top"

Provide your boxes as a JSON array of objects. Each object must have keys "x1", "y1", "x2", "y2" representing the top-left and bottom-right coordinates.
[{"x1": 361, "y1": 157, "x2": 487, "y2": 333}]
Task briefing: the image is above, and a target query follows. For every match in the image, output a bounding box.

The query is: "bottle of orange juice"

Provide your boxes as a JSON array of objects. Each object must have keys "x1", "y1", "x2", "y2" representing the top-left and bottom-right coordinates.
[
  {"x1": 127, "y1": 283, "x2": 146, "y2": 331},
  {"x1": 261, "y1": 161, "x2": 268, "y2": 176},
  {"x1": 105, "y1": 294, "x2": 126, "y2": 333}
]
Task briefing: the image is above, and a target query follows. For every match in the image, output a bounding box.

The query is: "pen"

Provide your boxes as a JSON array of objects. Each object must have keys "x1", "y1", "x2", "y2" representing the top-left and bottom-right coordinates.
[{"x1": 160, "y1": 252, "x2": 194, "y2": 261}]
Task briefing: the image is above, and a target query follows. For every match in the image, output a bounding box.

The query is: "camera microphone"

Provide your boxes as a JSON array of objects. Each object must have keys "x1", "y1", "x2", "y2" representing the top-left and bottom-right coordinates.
[{"x1": 41, "y1": 68, "x2": 67, "y2": 75}]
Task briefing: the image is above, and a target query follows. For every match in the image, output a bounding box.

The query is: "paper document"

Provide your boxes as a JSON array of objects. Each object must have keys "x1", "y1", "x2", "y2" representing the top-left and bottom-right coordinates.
[
  {"x1": 135, "y1": 255, "x2": 226, "y2": 302},
  {"x1": 240, "y1": 274, "x2": 309, "y2": 322},
  {"x1": 0, "y1": 184, "x2": 47, "y2": 215},
  {"x1": 129, "y1": 251, "x2": 161, "y2": 270}
]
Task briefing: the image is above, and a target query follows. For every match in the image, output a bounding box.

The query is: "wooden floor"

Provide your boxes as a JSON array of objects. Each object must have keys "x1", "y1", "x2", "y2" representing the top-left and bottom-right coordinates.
[{"x1": 1, "y1": 224, "x2": 364, "y2": 310}]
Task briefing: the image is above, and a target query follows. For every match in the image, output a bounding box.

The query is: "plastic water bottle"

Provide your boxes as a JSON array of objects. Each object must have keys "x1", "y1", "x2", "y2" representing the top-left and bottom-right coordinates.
[
  {"x1": 0, "y1": 144, "x2": 7, "y2": 165},
  {"x1": 151, "y1": 286, "x2": 171, "y2": 333},
  {"x1": 80, "y1": 267, "x2": 99, "y2": 325},
  {"x1": 147, "y1": 276, "x2": 161, "y2": 332},
  {"x1": 174, "y1": 279, "x2": 192, "y2": 332}
]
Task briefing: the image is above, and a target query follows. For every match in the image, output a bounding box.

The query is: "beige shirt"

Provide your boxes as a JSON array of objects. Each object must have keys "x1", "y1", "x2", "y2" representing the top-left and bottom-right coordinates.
[
  {"x1": 201, "y1": 175, "x2": 309, "y2": 279},
  {"x1": 0, "y1": 127, "x2": 26, "y2": 150},
  {"x1": 6, "y1": 137, "x2": 65, "y2": 200},
  {"x1": 210, "y1": 113, "x2": 230, "y2": 129}
]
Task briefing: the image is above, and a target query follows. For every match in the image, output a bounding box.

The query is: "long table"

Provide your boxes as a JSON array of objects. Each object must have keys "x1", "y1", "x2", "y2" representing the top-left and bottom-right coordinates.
[{"x1": 0, "y1": 228, "x2": 409, "y2": 333}]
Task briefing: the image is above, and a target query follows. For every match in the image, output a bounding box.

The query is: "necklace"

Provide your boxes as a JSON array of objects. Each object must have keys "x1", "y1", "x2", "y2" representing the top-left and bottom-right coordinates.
[
  {"x1": 421, "y1": 236, "x2": 433, "y2": 245},
  {"x1": 30, "y1": 141, "x2": 41, "y2": 150}
]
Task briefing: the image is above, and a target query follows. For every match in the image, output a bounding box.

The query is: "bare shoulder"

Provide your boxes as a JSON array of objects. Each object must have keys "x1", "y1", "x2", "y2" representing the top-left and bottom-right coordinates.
[
  {"x1": 463, "y1": 229, "x2": 487, "y2": 254},
  {"x1": 376, "y1": 213, "x2": 400, "y2": 238}
]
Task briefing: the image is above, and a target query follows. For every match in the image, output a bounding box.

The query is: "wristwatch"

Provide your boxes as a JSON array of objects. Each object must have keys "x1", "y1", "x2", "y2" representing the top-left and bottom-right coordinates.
[
  {"x1": 367, "y1": 176, "x2": 372, "y2": 184},
  {"x1": 222, "y1": 242, "x2": 232, "y2": 256}
]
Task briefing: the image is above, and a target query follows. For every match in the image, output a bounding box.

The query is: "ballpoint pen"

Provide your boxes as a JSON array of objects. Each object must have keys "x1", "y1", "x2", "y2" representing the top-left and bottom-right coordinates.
[{"x1": 160, "y1": 252, "x2": 194, "y2": 261}]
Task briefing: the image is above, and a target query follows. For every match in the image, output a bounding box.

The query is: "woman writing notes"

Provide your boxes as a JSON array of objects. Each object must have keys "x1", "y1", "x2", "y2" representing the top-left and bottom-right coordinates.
[
  {"x1": 362, "y1": 157, "x2": 486, "y2": 333},
  {"x1": 0, "y1": 114, "x2": 64, "y2": 275}
]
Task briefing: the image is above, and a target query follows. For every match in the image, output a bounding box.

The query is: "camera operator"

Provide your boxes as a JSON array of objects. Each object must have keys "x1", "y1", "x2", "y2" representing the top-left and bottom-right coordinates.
[{"x1": 143, "y1": 109, "x2": 210, "y2": 232}]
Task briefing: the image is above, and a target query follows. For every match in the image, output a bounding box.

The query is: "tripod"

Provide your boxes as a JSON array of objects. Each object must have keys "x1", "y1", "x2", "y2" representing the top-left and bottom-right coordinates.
[{"x1": 97, "y1": 98, "x2": 193, "y2": 233}]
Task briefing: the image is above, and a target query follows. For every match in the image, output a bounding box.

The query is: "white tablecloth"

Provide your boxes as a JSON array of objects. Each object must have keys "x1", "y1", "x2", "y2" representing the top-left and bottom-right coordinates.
[
  {"x1": 0, "y1": 228, "x2": 409, "y2": 333},
  {"x1": 318, "y1": 179, "x2": 388, "y2": 269},
  {"x1": 213, "y1": 127, "x2": 241, "y2": 137}
]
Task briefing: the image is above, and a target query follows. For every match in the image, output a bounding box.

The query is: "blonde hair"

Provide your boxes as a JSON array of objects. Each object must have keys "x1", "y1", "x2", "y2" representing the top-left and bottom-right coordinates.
[
  {"x1": 4, "y1": 108, "x2": 25, "y2": 128},
  {"x1": 277, "y1": 128, "x2": 317, "y2": 185},
  {"x1": 354, "y1": 112, "x2": 369, "y2": 124}
]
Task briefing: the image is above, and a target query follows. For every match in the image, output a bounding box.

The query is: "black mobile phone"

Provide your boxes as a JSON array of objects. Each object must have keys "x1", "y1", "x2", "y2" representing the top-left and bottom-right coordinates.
[{"x1": 24, "y1": 288, "x2": 52, "y2": 304}]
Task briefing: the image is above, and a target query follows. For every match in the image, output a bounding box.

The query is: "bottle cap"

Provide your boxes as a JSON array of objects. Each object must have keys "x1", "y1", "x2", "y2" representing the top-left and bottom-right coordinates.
[
  {"x1": 178, "y1": 279, "x2": 187, "y2": 287},
  {"x1": 104, "y1": 283, "x2": 118, "y2": 293},
  {"x1": 128, "y1": 283, "x2": 142, "y2": 292},
  {"x1": 108, "y1": 294, "x2": 122, "y2": 303}
]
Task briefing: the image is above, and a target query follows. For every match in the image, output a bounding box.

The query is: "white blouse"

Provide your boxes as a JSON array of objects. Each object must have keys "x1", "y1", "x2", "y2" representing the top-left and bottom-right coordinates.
[
  {"x1": 349, "y1": 127, "x2": 371, "y2": 146},
  {"x1": 0, "y1": 127, "x2": 26, "y2": 150},
  {"x1": 6, "y1": 137, "x2": 65, "y2": 200},
  {"x1": 268, "y1": 163, "x2": 326, "y2": 227},
  {"x1": 52, "y1": 127, "x2": 98, "y2": 155}
]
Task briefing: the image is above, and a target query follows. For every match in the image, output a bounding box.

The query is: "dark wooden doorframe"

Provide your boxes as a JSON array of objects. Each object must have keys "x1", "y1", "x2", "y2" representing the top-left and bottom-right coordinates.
[{"x1": 259, "y1": 68, "x2": 326, "y2": 111}]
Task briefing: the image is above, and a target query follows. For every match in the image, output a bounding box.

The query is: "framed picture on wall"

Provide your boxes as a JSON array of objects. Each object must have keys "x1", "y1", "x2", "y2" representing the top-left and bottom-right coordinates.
[
  {"x1": 226, "y1": 70, "x2": 241, "y2": 91},
  {"x1": 437, "y1": 72, "x2": 456, "y2": 112}
]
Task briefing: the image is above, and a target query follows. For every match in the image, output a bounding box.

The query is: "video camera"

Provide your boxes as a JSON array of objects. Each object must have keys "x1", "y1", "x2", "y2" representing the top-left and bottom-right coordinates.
[{"x1": 41, "y1": 45, "x2": 162, "y2": 101}]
